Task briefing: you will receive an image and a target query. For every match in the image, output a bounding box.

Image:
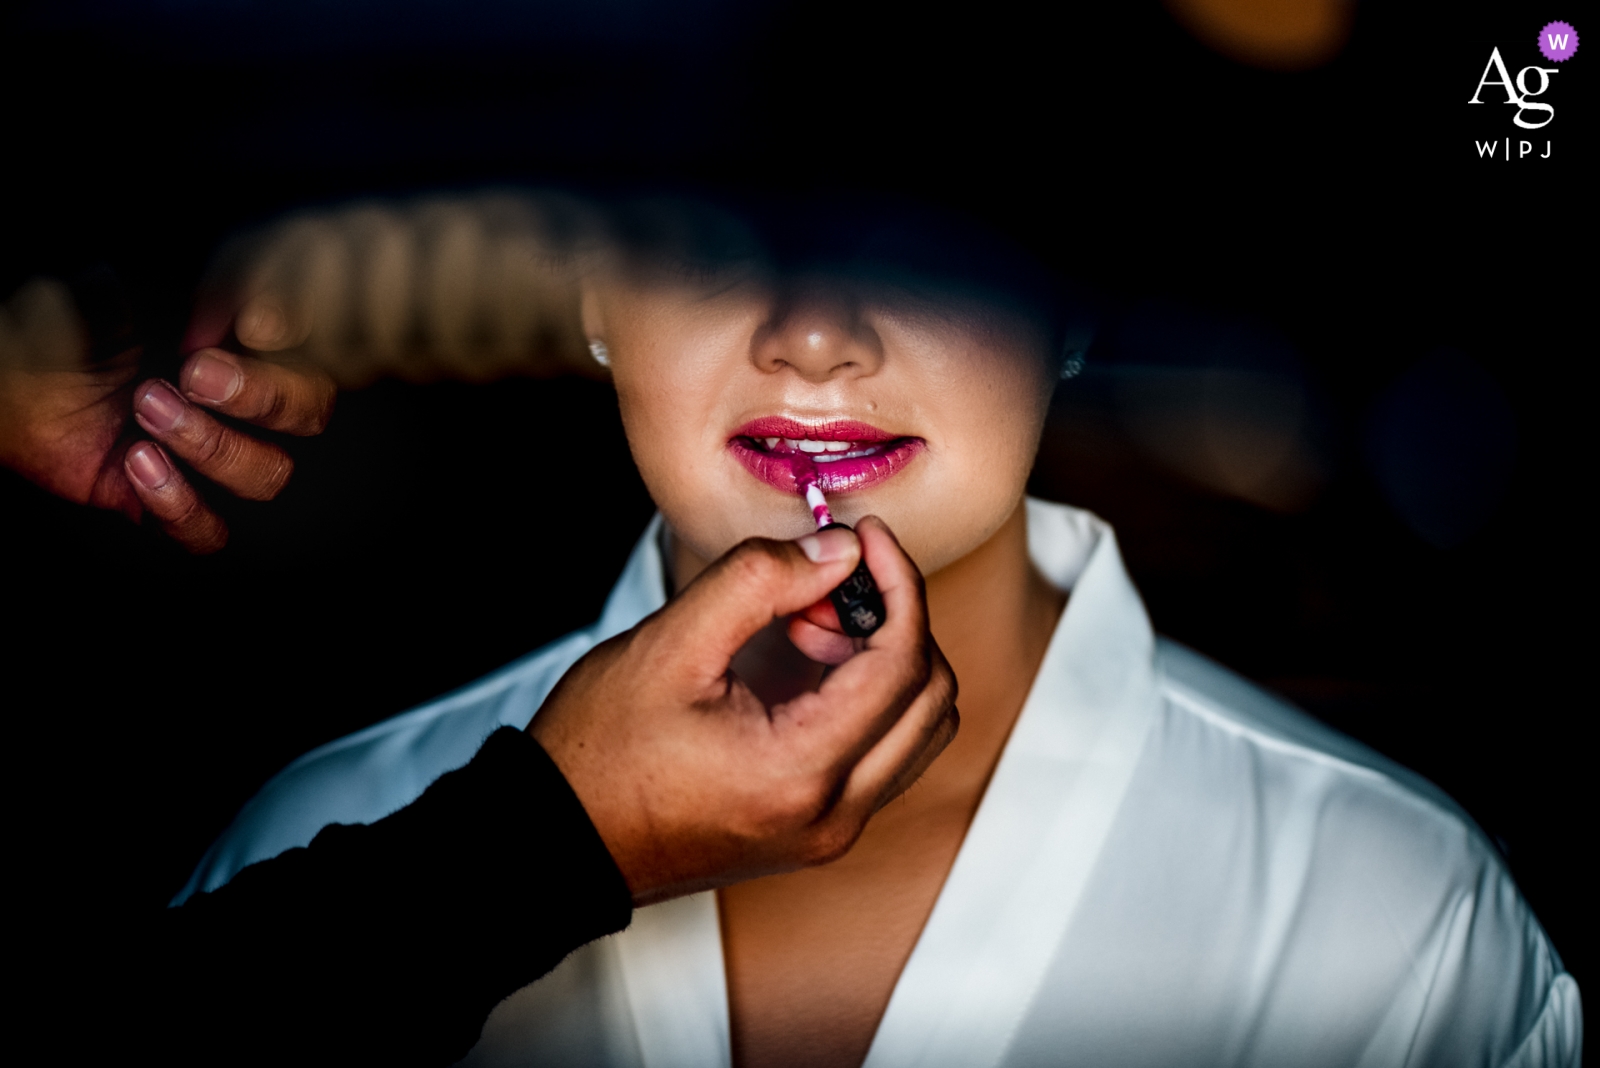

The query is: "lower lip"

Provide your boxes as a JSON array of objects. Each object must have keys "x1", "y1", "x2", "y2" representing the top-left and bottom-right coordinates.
[{"x1": 728, "y1": 437, "x2": 925, "y2": 495}]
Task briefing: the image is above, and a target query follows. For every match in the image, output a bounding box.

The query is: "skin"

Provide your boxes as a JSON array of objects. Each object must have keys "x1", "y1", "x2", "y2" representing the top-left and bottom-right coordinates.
[
  {"x1": 1, "y1": 265, "x2": 961, "y2": 916},
  {"x1": 4, "y1": 232, "x2": 1056, "y2": 1064},
  {"x1": 592, "y1": 272, "x2": 1049, "y2": 576},
  {"x1": 0, "y1": 278, "x2": 337, "y2": 552},
  {"x1": 586, "y1": 266, "x2": 1067, "y2": 1068},
  {"x1": 530, "y1": 520, "x2": 958, "y2": 905}
]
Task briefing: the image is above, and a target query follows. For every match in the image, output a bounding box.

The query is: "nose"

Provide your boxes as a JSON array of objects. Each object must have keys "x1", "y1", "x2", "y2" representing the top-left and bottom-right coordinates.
[{"x1": 750, "y1": 285, "x2": 883, "y2": 382}]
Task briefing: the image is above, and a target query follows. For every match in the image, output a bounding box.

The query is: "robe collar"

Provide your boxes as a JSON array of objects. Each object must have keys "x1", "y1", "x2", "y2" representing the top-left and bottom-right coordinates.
[{"x1": 588, "y1": 500, "x2": 1162, "y2": 1068}]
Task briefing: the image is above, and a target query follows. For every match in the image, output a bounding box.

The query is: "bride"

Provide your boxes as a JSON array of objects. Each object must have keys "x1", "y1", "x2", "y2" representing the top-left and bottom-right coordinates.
[{"x1": 179, "y1": 194, "x2": 1579, "y2": 1068}]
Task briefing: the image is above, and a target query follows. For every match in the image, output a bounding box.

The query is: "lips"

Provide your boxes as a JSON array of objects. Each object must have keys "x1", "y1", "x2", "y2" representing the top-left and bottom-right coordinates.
[{"x1": 728, "y1": 417, "x2": 925, "y2": 495}]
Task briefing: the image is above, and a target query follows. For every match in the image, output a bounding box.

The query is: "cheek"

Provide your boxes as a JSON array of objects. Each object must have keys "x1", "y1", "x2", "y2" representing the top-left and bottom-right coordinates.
[
  {"x1": 613, "y1": 366, "x2": 712, "y2": 520},
  {"x1": 898, "y1": 356, "x2": 1052, "y2": 572},
  {"x1": 607, "y1": 290, "x2": 1055, "y2": 574},
  {"x1": 610, "y1": 301, "x2": 718, "y2": 455},
  {"x1": 608, "y1": 305, "x2": 777, "y2": 555}
]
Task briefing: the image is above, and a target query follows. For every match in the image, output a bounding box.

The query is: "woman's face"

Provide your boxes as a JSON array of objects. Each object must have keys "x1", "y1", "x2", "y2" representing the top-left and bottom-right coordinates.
[{"x1": 586, "y1": 265, "x2": 1056, "y2": 577}]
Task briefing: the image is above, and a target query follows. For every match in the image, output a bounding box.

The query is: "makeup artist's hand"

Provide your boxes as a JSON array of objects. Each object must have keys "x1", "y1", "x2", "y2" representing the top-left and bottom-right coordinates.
[
  {"x1": 531, "y1": 517, "x2": 959, "y2": 906},
  {"x1": 0, "y1": 278, "x2": 336, "y2": 552}
]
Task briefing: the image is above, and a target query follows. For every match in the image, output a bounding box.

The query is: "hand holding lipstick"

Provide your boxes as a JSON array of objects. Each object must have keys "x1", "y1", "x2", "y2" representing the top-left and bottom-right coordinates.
[{"x1": 529, "y1": 517, "x2": 958, "y2": 906}]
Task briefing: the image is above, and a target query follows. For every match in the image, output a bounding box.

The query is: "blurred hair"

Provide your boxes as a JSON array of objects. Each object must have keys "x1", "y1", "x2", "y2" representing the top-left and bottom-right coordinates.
[{"x1": 202, "y1": 187, "x2": 1096, "y2": 383}]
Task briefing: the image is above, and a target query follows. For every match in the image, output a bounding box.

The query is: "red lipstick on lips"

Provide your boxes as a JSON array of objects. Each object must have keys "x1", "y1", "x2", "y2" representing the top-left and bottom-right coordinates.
[{"x1": 727, "y1": 417, "x2": 925, "y2": 496}]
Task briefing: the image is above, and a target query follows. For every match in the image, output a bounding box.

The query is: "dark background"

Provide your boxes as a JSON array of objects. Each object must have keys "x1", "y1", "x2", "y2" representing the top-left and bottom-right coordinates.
[{"x1": 2, "y1": 0, "x2": 1587, "y2": 1031}]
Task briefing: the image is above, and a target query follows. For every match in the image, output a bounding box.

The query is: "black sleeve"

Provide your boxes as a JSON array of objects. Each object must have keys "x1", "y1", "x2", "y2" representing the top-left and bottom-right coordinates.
[{"x1": 141, "y1": 727, "x2": 633, "y2": 1067}]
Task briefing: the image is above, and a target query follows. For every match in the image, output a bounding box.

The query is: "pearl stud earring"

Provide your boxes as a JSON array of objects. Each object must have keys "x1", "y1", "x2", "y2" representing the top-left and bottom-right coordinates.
[{"x1": 588, "y1": 339, "x2": 611, "y2": 368}]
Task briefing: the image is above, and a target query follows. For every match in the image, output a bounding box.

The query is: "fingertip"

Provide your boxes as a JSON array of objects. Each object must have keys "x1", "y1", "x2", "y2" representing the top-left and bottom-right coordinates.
[
  {"x1": 125, "y1": 440, "x2": 173, "y2": 491},
  {"x1": 797, "y1": 526, "x2": 860, "y2": 565},
  {"x1": 133, "y1": 379, "x2": 187, "y2": 434},
  {"x1": 121, "y1": 440, "x2": 231, "y2": 553},
  {"x1": 853, "y1": 516, "x2": 897, "y2": 558},
  {"x1": 856, "y1": 515, "x2": 918, "y2": 591},
  {"x1": 850, "y1": 521, "x2": 929, "y2": 649},
  {"x1": 237, "y1": 297, "x2": 291, "y2": 350},
  {"x1": 854, "y1": 514, "x2": 894, "y2": 538},
  {"x1": 179, "y1": 349, "x2": 244, "y2": 406},
  {"x1": 787, "y1": 616, "x2": 858, "y2": 666}
]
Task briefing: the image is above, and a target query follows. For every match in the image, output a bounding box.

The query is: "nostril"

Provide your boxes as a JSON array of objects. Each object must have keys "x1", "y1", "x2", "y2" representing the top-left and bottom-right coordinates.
[{"x1": 750, "y1": 290, "x2": 882, "y2": 380}]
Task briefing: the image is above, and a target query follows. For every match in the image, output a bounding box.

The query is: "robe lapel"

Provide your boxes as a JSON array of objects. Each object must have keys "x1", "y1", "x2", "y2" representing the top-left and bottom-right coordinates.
[
  {"x1": 595, "y1": 513, "x2": 669, "y2": 641},
  {"x1": 862, "y1": 505, "x2": 1162, "y2": 1068},
  {"x1": 600, "y1": 503, "x2": 1159, "y2": 1068},
  {"x1": 589, "y1": 517, "x2": 733, "y2": 1068},
  {"x1": 614, "y1": 892, "x2": 733, "y2": 1068}
]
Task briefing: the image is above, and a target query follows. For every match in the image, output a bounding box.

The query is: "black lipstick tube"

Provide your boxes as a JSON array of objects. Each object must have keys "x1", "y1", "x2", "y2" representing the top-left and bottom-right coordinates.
[{"x1": 817, "y1": 522, "x2": 887, "y2": 637}]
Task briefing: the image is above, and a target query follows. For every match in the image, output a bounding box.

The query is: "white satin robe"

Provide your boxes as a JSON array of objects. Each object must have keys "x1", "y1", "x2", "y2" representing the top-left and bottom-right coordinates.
[{"x1": 180, "y1": 500, "x2": 1582, "y2": 1068}]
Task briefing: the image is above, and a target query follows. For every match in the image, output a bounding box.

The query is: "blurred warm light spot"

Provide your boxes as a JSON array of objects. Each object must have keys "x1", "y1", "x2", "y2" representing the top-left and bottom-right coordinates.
[
  {"x1": 1090, "y1": 303, "x2": 1328, "y2": 514},
  {"x1": 1165, "y1": 0, "x2": 1354, "y2": 70},
  {"x1": 1118, "y1": 367, "x2": 1324, "y2": 512}
]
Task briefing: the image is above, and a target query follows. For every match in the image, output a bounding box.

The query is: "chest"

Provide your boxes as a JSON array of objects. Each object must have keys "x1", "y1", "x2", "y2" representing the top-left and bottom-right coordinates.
[{"x1": 718, "y1": 787, "x2": 976, "y2": 1068}]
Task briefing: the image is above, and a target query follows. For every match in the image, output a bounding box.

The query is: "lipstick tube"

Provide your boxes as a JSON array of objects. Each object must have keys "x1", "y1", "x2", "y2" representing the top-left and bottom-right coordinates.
[{"x1": 803, "y1": 482, "x2": 887, "y2": 638}]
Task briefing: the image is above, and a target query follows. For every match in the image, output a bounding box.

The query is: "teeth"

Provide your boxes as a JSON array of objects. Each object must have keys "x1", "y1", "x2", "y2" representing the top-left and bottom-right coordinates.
[
  {"x1": 815, "y1": 446, "x2": 878, "y2": 463},
  {"x1": 754, "y1": 435, "x2": 880, "y2": 456}
]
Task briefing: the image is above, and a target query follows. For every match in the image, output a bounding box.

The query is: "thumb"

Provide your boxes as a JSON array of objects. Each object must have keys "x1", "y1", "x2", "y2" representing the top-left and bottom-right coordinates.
[{"x1": 657, "y1": 528, "x2": 862, "y2": 681}]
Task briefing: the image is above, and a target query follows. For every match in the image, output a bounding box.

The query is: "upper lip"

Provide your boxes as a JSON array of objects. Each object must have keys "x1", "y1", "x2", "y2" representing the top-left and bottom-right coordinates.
[
  {"x1": 730, "y1": 417, "x2": 902, "y2": 443},
  {"x1": 726, "y1": 414, "x2": 926, "y2": 495}
]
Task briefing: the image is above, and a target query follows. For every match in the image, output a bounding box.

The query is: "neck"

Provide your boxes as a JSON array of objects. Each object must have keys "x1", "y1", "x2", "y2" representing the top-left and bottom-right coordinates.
[
  {"x1": 921, "y1": 501, "x2": 1065, "y2": 795},
  {"x1": 668, "y1": 500, "x2": 1064, "y2": 789}
]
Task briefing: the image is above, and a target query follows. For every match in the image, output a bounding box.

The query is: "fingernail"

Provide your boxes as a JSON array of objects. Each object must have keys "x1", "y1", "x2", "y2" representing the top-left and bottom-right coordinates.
[
  {"x1": 798, "y1": 528, "x2": 857, "y2": 563},
  {"x1": 242, "y1": 302, "x2": 285, "y2": 345},
  {"x1": 136, "y1": 381, "x2": 185, "y2": 432},
  {"x1": 127, "y1": 443, "x2": 172, "y2": 490},
  {"x1": 184, "y1": 351, "x2": 241, "y2": 403}
]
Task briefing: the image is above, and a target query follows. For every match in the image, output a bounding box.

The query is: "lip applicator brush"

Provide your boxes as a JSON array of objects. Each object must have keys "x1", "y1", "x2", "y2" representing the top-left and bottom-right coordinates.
[{"x1": 797, "y1": 473, "x2": 887, "y2": 638}]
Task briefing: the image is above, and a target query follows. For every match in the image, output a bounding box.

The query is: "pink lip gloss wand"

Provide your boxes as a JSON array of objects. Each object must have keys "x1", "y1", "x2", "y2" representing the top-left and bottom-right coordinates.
[{"x1": 798, "y1": 474, "x2": 887, "y2": 638}]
